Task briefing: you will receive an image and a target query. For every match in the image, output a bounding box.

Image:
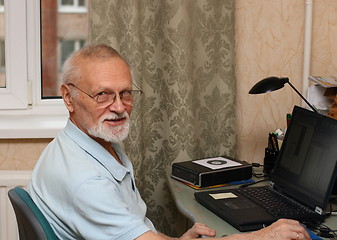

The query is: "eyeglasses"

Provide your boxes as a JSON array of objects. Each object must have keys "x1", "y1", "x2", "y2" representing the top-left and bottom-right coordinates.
[{"x1": 68, "y1": 83, "x2": 142, "y2": 106}]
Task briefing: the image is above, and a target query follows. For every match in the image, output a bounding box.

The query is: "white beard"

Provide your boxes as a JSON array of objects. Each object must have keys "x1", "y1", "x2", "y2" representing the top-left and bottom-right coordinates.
[{"x1": 88, "y1": 111, "x2": 130, "y2": 143}]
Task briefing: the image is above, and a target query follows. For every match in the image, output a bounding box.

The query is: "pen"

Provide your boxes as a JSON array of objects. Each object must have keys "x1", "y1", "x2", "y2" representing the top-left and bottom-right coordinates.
[
  {"x1": 270, "y1": 133, "x2": 279, "y2": 152},
  {"x1": 268, "y1": 133, "x2": 273, "y2": 150},
  {"x1": 287, "y1": 113, "x2": 292, "y2": 128}
]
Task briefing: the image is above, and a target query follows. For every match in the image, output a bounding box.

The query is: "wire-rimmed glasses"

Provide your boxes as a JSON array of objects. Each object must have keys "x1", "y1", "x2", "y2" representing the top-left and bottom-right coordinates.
[{"x1": 68, "y1": 83, "x2": 142, "y2": 106}]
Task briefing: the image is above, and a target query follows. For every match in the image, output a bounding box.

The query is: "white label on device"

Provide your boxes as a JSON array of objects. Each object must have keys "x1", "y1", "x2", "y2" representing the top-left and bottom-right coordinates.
[
  {"x1": 210, "y1": 192, "x2": 237, "y2": 199},
  {"x1": 193, "y1": 157, "x2": 242, "y2": 170}
]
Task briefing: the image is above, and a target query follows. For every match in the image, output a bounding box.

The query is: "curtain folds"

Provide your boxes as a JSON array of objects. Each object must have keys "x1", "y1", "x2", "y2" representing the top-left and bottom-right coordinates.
[{"x1": 90, "y1": 0, "x2": 236, "y2": 236}]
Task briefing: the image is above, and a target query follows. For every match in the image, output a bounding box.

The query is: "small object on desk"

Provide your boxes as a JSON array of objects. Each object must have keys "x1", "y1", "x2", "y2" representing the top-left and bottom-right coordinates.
[
  {"x1": 263, "y1": 155, "x2": 275, "y2": 174},
  {"x1": 264, "y1": 131, "x2": 283, "y2": 174},
  {"x1": 287, "y1": 113, "x2": 292, "y2": 127},
  {"x1": 306, "y1": 228, "x2": 323, "y2": 240},
  {"x1": 177, "y1": 178, "x2": 255, "y2": 190},
  {"x1": 275, "y1": 128, "x2": 284, "y2": 137},
  {"x1": 271, "y1": 133, "x2": 279, "y2": 152},
  {"x1": 328, "y1": 92, "x2": 337, "y2": 120},
  {"x1": 171, "y1": 156, "x2": 252, "y2": 188},
  {"x1": 268, "y1": 133, "x2": 280, "y2": 152}
]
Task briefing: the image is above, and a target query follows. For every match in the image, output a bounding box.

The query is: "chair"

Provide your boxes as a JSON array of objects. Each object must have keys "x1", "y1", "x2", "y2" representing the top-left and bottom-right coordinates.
[{"x1": 8, "y1": 187, "x2": 59, "y2": 240}]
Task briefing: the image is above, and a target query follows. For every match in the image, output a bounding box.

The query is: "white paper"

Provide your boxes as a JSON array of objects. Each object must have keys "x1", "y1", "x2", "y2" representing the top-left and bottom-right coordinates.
[
  {"x1": 307, "y1": 85, "x2": 332, "y2": 110},
  {"x1": 193, "y1": 157, "x2": 242, "y2": 170},
  {"x1": 210, "y1": 192, "x2": 238, "y2": 200}
]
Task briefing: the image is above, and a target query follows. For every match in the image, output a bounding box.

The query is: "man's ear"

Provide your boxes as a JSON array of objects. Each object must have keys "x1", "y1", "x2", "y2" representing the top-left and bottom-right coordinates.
[{"x1": 61, "y1": 84, "x2": 74, "y2": 112}]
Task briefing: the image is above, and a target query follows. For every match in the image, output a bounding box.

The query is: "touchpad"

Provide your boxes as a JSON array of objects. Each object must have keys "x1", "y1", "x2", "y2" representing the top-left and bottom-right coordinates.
[{"x1": 225, "y1": 200, "x2": 255, "y2": 209}]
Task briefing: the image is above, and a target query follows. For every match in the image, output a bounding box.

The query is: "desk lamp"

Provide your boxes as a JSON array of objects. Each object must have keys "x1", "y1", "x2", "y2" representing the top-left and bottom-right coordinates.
[{"x1": 249, "y1": 76, "x2": 318, "y2": 113}]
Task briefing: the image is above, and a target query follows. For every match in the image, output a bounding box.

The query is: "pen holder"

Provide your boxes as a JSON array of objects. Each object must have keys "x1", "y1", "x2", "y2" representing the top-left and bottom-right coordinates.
[{"x1": 264, "y1": 148, "x2": 278, "y2": 175}]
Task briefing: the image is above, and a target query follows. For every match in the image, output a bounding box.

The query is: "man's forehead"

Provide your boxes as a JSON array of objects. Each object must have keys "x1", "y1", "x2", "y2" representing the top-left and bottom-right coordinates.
[{"x1": 79, "y1": 59, "x2": 131, "y2": 86}]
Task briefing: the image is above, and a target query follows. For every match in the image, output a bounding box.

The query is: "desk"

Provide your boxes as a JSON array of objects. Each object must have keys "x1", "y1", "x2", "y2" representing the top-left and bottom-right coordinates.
[{"x1": 166, "y1": 167, "x2": 337, "y2": 239}]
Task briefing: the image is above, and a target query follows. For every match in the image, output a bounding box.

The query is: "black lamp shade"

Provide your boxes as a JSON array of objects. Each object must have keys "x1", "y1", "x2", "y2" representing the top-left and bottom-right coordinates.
[
  {"x1": 249, "y1": 76, "x2": 318, "y2": 113},
  {"x1": 249, "y1": 77, "x2": 289, "y2": 94}
]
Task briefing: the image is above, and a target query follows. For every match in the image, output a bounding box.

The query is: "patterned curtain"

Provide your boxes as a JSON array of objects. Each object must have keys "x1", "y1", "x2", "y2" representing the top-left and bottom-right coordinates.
[{"x1": 90, "y1": 0, "x2": 236, "y2": 236}]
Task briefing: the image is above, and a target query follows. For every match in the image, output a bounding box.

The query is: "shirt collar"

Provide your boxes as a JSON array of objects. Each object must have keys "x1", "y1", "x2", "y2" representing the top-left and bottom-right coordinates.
[{"x1": 63, "y1": 119, "x2": 132, "y2": 181}]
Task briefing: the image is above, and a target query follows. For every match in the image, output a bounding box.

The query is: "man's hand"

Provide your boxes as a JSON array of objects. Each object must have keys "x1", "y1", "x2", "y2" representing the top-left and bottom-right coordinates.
[
  {"x1": 248, "y1": 219, "x2": 311, "y2": 240},
  {"x1": 179, "y1": 223, "x2": 216, "y2": 239}
]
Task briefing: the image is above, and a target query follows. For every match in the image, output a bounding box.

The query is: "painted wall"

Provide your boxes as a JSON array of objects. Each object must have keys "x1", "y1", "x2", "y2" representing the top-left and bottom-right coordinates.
[
  {"x1": 236, "y1": 0, "x2": 337, "y2": 164},
  {"x1": 0, "y1": 139, "x2": 51, "y2": 170},
  {"x1": 1, "y1": 0, "x2": 337, "y2": 169}
]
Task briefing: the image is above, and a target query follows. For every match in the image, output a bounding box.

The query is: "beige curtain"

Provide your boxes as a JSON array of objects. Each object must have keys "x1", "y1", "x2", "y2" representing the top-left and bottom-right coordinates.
[{"x1": 90, "y1": 0, "x2": 236, "y2": 236}]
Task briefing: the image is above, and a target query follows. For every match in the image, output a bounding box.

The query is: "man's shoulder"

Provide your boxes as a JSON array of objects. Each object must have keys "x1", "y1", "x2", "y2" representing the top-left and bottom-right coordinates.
[{"x1": 35, "y1": 132, "x2": 112, "y2": 185}]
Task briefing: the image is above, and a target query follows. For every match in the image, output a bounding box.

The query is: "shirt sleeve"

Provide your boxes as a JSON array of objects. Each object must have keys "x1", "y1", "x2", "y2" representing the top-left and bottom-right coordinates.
[{"x1": 67, "y1": 176, "x2": 152, "y2": 240}]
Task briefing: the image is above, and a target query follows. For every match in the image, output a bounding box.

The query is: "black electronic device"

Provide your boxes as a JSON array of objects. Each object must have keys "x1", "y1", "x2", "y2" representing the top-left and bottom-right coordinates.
[{"x1": 171, "y1": 156, "x2": 252, "y2": 188}]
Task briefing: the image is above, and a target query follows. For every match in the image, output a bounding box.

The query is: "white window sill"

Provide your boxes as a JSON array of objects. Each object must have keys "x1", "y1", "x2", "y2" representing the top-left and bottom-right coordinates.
[{"x1": 0, "y1": 107, "x2": 69, "y2": 139}]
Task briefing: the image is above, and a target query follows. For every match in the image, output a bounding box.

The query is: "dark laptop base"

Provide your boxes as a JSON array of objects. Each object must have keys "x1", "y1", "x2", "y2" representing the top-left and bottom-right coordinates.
[
  {"x1": 195, "y1": 188, "x2": 275, "y2": 231},
  {"x1": 194, "y1": 186, "x2": 325, "y2": 232}
]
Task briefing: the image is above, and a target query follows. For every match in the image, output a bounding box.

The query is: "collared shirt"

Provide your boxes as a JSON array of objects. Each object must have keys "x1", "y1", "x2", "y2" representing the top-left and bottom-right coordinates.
[{"x1": 28, "y1": 120, "x2": 156, "y2": 240}]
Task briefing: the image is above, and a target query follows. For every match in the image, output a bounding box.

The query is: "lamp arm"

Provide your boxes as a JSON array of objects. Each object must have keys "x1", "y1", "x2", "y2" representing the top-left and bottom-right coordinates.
[{"x1": 286, "y1": 81, "x2": 318, "y2": 113}]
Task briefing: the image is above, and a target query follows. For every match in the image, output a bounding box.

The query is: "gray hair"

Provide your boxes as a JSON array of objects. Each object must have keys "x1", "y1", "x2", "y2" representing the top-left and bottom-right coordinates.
[{"x1": 62, "y1": 43, "x2": 127, "y2": 86}]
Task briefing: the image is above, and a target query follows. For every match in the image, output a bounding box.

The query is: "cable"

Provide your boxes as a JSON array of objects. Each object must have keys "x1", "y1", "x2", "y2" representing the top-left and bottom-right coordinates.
[
  {"x1": 251, "y1": 162, "x2": 268, "y2": 178},
  {"x1": 240, "y1": 162, "x2": 270, "y2": 188},
  {"x1": 303, "y1": 222, "x2": 337, "y2": 238},
  {"x1": 239, "y1": 178, "x2": 269, "y2": 188}
]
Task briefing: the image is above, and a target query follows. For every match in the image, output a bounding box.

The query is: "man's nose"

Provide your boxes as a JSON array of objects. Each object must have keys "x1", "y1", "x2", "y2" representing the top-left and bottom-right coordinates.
[{"x1": 108, "y1": 94, "x2": 127, "y2": 114}]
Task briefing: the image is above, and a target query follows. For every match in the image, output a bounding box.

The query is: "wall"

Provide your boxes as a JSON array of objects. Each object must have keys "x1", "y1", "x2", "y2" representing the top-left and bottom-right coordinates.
[
  {"x1": 0, "y1": 139, "x2": 51, "y2": 170},
  {"x1": 1, "y1": 0, "x2": 337, "y2": 169},
  {"x1": 236, "y1": 0, "x2": 337, "y2": 164}
]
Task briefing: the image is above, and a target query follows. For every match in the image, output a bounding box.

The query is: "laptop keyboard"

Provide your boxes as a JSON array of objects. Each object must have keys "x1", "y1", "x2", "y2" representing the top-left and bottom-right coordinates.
[{"x1": 237, "y1": 187, "x2": 318, "y2": 219}]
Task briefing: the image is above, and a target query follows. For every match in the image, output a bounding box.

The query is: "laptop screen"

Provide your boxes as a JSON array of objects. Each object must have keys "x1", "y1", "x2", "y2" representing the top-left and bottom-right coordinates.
[{"x1": 271, "y1": 106, "x2": 337, "y2": 210}]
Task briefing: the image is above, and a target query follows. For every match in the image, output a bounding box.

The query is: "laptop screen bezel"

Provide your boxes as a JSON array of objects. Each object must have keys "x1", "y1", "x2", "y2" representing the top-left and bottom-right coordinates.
[{"x1": 270, "y1": 106, "x2": 337, "y2": 211}]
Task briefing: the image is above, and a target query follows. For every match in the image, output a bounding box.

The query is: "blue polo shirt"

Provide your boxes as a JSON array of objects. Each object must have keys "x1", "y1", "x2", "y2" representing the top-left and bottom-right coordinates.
[{"x1": 28, "y1": 120, "x2": 156, "y2": 240}]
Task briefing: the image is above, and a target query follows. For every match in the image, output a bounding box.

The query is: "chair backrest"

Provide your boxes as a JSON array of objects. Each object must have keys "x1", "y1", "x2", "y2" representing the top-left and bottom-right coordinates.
[{"x1": 8, "y1": 187, "x2": 59, "y2": 240}]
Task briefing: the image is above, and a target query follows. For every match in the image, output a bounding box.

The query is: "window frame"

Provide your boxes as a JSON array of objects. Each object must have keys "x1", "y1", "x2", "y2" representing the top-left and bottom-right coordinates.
[
  {"x1": 0, "y1": 0, "x2": 28, "y2": 110},
  {"x1": 0, "y1": 0, "x2": 68, "y2": 139}
]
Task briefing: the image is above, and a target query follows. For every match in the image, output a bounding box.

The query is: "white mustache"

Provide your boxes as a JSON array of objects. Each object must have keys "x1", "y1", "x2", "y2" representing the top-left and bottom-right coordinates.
[{"x1": 102, "y1": 112, "x2": 129, "y2": 121}]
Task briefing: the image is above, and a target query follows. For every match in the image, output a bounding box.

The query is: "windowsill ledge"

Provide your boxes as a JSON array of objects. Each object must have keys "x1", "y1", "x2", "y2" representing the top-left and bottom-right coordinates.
[{"x1": 0, "y1": 113, "x2": 69, "y2": 139}]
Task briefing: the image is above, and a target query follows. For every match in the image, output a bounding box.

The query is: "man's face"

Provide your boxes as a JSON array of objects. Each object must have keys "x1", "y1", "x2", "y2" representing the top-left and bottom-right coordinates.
[{"x1": 66, "y1": 57, "x2": 133, "y2": 143}]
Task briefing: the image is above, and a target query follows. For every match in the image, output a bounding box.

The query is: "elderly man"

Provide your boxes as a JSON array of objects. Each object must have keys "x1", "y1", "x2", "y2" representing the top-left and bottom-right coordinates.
[{"x1": 28, "y1": 44, "x2": 310, "y2": 240}]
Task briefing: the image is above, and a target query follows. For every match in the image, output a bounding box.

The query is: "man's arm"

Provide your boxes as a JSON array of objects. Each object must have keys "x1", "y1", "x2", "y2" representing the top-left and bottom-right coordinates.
[
  {"x1": 135, "y1": 223, "x2": 216, "y2": 240},
  {"x1": 136, "y1": 219, "x2": 311, "y2": 240}
]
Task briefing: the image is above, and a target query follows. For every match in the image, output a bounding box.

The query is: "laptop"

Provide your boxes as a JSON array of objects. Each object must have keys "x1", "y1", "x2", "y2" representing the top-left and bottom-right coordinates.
[{"x1": 194, "y1": 106, "x2": 337, "y2": 231}]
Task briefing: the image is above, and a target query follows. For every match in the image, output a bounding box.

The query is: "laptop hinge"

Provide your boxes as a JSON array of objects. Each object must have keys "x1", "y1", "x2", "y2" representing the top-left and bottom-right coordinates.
[
  {"x1": 269, "y1": 181, "x2": 275, "y2": 188},
  {"x1": 315, "y1": 206, "x2": 323, "y2": 215}
]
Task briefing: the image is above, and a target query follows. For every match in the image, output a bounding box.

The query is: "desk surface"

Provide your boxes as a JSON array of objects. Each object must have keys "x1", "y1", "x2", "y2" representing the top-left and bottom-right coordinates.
[{"x1": 166, "y1": 167, "x2": 337, "y2": 238}]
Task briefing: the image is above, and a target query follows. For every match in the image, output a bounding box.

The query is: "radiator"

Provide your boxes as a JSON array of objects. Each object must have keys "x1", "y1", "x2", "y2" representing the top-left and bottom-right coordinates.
[{"x1": 0, "y1": 170, "x2": 32, "y2": 240}]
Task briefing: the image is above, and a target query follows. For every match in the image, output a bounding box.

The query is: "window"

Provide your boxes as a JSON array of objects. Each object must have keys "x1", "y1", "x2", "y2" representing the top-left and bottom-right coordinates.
[
  {"x1": 58, "y1": 0, "x2": 87, "y2": 13},
  {"x1": 61, "y1": 0, "x2": 85, "y2": 7},
  {"x1": 42, "y1": 0, "x2": 88, "y2": 97},
  {"x1": 0, "y1": 43, "x2": 5, "y2": 89},
  {"x1": 0, "y1": 0, "x2": 4, "y2": 12},
  {"x1": 0, "y1": 0, "x2": 89, "y2": 138},
  {"x1": 60, "y1": 39, "x2": 85, "y2": 69}
]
